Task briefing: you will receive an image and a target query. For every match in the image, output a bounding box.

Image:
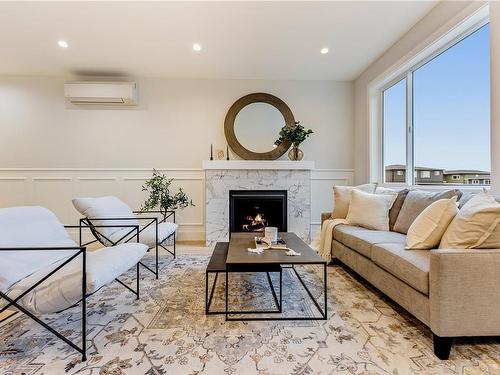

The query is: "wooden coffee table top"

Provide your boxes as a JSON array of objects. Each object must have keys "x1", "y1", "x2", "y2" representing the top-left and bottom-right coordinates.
[{"x1": 226, "y1": 232, "x2": 325, "y2": 265}]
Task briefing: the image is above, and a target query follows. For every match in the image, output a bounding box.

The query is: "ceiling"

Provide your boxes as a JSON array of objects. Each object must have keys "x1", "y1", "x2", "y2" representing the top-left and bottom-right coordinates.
[{"x1": 0, "y1": 1, "x2": 437, "y2": 81}]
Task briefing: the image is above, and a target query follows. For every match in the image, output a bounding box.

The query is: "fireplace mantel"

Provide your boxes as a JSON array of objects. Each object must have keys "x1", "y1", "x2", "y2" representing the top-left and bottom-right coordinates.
[{"x1": 202, "y1": 160, "x2": 315, "y2": 170}]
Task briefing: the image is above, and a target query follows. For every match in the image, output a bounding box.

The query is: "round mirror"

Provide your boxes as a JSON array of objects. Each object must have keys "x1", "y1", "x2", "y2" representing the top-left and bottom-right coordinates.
[
  {"x1": 224, "y1": 93, "x2": 294, "y2": 160},
  {"x1": 234, "y1": 103, "x2": 285, "y2": 153}
]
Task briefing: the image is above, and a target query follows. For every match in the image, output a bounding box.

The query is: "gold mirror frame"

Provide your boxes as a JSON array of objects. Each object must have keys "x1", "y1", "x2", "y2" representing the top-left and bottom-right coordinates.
[{"x1": 224, "y1": 93, "x2": 294, "y2": 160}]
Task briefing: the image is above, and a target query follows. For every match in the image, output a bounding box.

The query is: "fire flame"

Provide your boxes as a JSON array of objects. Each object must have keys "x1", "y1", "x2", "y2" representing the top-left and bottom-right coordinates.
[{"x1": 242, "y1": 213, "x2": 268, "y2": 231}]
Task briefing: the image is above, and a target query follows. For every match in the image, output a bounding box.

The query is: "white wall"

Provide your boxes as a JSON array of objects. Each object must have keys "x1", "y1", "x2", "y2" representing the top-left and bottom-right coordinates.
[
  {"x1": 0, "y1": 76, "x2": 354, "y2": 240},
  {"x1": 0, "y1": 76, "x2": 353, "y2": 169},
  {"x1": 353, "y1": 1, "x2": 484, "y2": 184},
  {"x1": 491, "y1": 2, "x2": 500, "y2": 194}
]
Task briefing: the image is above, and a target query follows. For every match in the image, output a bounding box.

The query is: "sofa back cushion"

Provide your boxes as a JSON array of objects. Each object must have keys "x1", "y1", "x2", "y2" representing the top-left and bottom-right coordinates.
[
  {"x1": 72, "y1": 196, "x2": 138, "y2": 241},
  {"x1": 440, "y1": 191, "x2": 500, "y2": 249},
  {"x1": 375, "y1": 187, "x2": 410, "y2": 230},
  {"x1": 458, "y1": 192, "x2": 500, "y2": 207},
  {"x1": 388, "y1": 188, "x2": 409, "y2": 231},
  {"x1": 393, "y1": 189, "x2": 462, "y2": 234},
  {"x1": 332, "y1": 183, "x2": 377, "y2": 219}
]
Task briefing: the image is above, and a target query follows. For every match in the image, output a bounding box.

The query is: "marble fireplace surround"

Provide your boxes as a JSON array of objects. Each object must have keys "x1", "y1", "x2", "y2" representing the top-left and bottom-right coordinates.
[{"x1": 203, "y1": 160, "x2": 314, "y2": 246}]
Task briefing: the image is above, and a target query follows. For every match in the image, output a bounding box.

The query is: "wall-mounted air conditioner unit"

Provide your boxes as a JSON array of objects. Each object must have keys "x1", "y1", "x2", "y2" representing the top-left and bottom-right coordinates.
[{"x1": 64, "y1": 81, "x2": 138, "y2": 105}]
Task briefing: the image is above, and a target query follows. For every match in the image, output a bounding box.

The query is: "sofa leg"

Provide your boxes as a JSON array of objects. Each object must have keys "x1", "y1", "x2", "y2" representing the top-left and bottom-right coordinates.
[
  {"x1": 329, "y1": 258, "x2": 341, "y2": 266},
  {"x1": 433, "y1": 334, "x2": 453, "y2": 360}
]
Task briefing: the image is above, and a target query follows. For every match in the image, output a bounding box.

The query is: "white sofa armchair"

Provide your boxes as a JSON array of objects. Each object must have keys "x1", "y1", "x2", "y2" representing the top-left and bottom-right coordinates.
[
  {"x1": 0, "y1": 206, "x2": 148, "y2": 361},
  {"x1": 72, "y1": 196, "x2": 178, "y2": 279}
]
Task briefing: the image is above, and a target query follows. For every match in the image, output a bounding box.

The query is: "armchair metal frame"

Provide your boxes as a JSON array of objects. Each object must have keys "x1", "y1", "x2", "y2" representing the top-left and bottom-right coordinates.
[
  {"x1": 79, "y1": 210, "x2": 176, "y2": 279},
  {"x1": 134, "y1": 210, "x2": 176, "y2": 260},
  {"x1": 0, "y1": 224, "x2": 142, "y2": 362}
]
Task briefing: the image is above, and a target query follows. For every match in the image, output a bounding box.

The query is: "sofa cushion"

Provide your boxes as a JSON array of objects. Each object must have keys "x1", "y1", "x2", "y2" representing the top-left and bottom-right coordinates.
[
  {"x1": 389, "y1": 189, "x2": 409, "y2": 231},
  {"x1": 440, "y1": 191, "x2": 500, "y2": 249},
  {"x1": 332, "y1": 183, "x2": 377, "y2": 219},
  {"x1": 375, "y1": 187, "x2": 410, "y2": 230},
  {"x1": 393, "y1": 189, "x2": 462, "y2": 234},
  {"x1": 371, "y1": 242, "x2": 430, "y2": 295},
  {"x1": 333, "y1": 224, "x2": 406, "y2": 258},
  {"x1": 458, "y1": 192, "x2": 476, "y2": 209}
]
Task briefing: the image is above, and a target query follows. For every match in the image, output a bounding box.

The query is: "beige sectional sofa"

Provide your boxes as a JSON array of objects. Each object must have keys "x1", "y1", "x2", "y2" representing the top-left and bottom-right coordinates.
[{"x1": 321, "y1": 195, "x2": 500, "y2": 360}]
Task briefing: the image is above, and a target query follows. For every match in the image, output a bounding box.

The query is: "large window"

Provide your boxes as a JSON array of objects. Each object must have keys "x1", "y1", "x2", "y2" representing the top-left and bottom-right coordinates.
[
  {"x1": 383, "y1": 79, "x2": 407, "y2": 183},
  {"x1": 383, "y1": 23, "x2": 490, "y2": 186}
]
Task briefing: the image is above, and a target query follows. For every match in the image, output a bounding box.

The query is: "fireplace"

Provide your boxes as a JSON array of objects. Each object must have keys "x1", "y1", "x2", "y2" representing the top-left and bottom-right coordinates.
[{"x1": 229, "y1": 190, "x2": 287, "y2": 234}]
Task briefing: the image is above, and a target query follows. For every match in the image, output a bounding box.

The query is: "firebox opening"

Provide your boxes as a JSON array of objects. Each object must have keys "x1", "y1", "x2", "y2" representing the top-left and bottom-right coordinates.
[{"x1": 229, "y1": 190, "x2": 287, "y2": 234}]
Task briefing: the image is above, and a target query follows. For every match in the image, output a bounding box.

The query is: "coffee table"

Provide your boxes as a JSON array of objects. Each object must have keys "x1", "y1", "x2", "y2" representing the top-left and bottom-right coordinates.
[{"x1": 205, "y1": 232, "x2": 327, "y2": 321}]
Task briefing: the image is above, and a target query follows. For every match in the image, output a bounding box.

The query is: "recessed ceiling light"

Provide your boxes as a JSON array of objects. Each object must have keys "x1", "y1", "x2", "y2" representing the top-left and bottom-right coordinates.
[
  {"x1": 320, "y1": 47, "x2": 329, "y2": 55},
  {"x1": 192, "y1": 43, "x2": 202, "y2": 52},
  {"x1": 58, "y1": 40, "x2": 69, "y2": 48}
]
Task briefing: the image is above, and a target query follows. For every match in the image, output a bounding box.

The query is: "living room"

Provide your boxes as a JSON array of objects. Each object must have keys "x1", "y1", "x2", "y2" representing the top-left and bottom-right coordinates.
[{"x1": 1, "y1": 1, "x2": 499, "y2": 374}]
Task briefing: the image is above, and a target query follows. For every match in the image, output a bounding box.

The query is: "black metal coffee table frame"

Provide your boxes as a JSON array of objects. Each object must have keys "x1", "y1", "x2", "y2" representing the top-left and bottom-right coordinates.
[{"x1": 205, "y1": 242, "x2": 327, "y2": 321}]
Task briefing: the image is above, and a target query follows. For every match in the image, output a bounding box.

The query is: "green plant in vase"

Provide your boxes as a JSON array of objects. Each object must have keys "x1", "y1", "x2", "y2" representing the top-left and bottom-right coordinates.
[
  {"x1": 140, "y1": 169, "x2": 195, "y2": 221},
  {"x1": 274, "y1": 121, "x2": 313, "y2": 160}
]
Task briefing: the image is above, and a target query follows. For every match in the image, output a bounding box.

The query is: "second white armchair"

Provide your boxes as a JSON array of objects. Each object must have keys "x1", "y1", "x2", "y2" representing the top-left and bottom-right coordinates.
[{"x1": 72, "y1": 196, "x2": 178, "y2": 279}]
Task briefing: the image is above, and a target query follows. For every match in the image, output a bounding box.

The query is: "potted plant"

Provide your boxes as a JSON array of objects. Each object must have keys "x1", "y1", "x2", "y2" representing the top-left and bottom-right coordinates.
[
  {"x1": 274, "y1": 121, "x2": 313, "y2": 161},
  {"x1": 140, "y1": 169, "x2": 194, "y2": 221}
]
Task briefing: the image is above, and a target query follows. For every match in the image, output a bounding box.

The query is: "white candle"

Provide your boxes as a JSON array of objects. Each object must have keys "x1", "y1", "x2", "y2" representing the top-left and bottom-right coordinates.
[{"x1": 264, "y1": 227, "x2": 278, "y2": 243}]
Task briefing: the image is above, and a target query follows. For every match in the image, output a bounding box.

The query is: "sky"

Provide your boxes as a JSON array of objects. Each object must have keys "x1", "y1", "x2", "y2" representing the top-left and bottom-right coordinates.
[{"x1": 384, "y1": 23, "x2": 490, "y2": 172}]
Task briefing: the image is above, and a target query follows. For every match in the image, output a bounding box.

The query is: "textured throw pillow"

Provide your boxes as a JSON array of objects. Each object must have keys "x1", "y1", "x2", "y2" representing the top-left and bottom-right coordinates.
[
  {"x1": 406, "y1": 197, "x2": 458, "y2": 250},
  {"x1": 332, "y1": 183, "x2": 377, "y2": 219},
  {"x1": 346, "y1": 189, "x2": 397, "y2": 231},
  {"x1": 393, "y1": 189, "x2": 462, "y2": 234},
  {"x1": 440, "y1": 191, "x2": 500, "y2": 249}
]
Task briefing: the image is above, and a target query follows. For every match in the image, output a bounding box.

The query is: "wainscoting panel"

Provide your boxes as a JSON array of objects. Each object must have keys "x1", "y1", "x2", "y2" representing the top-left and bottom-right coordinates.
[
  {"x1": 0, "y1": 177, "x2": 28, "y2": 207},
  {"x1": 310, "y1": 169, "x2": 354, "y2": 239},
  {"x1": 32, "y1": 177, "x2": 74, "y2": 223},
  {"x1": 77, "y1": 177, "x2": 120, "y2": 198},
  {"x1": 0, "y1": 168, "x2": 354, "y2": 243}
]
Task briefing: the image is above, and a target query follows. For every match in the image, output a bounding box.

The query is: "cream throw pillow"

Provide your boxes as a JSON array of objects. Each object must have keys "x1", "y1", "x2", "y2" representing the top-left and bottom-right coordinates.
[
  {"x1": 346, "y1": 189, "x2": 397, "y2": 231},
  {"x1": 440, "y1": 191, "x2": 500, "y2": 249},
  {"x1": 332, "y1": 183, "x2": 377, "y2": 219},
  {"x1": 406, "y1": 197, "x2": 458, "y2": 250}
]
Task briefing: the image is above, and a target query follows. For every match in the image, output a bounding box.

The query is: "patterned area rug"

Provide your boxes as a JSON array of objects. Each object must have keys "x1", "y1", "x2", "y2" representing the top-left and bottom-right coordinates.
[{"x1": 1, "y1": 254, "x2": 499, "y2": 375}]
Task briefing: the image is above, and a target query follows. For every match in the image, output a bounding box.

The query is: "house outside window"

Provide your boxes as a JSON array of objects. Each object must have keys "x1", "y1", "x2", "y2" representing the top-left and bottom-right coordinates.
[
  {"x1": 421, "y1": 171, "x2": 430, "y2": 178},
  {"x1": 443, "y1": 171, "x2": 490, "y2": 185}
]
